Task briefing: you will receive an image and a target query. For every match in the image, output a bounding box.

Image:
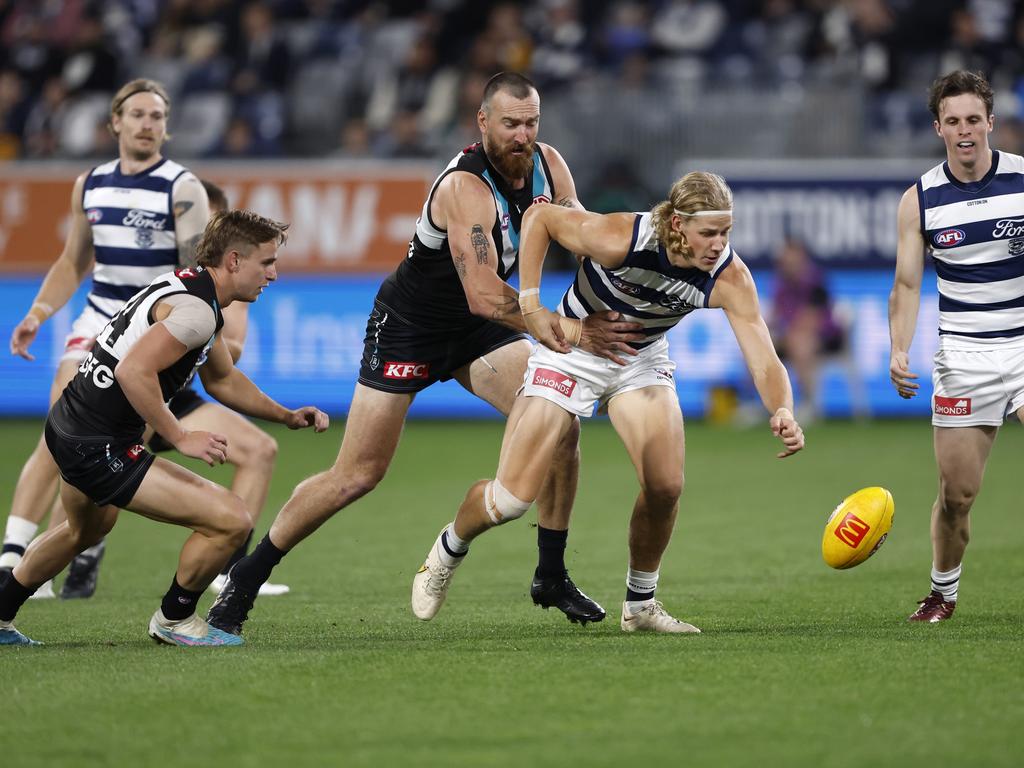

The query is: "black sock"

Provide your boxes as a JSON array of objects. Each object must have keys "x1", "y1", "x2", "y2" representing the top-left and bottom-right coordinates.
[
  {"x1": 160, "y1": 577, "x2": 203, "y2": 621},
  {"x1": 536, "y1": 526, "x2": 568, "y2": 579},
  {"x1": 626, "y1": 587, "x2": 656, "y2": 602},
  {"x1": 0, "y1": 570, "x2": 35, "y2": 622},
  {"x1": 222, "y1": 530, "x2": 254, "y2": 576},
  {"x1": 231, "y1": 534, "x2": 285, "y2": 589}
]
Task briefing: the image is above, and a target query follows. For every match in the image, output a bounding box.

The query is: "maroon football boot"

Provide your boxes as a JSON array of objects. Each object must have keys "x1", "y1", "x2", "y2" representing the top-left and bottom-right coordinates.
[{"x1": 908, "y1": 590, "x2": 956, "y2": 622}]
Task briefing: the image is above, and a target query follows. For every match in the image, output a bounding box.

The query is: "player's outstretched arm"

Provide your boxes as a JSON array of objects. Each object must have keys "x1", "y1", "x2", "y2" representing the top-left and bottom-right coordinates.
[
  {"x1": 518, "y1": 203, "x2": 644, "y2": 364},
  {"x1": 172, "y1": 173, "x2": 211, "y2": 269},
  {"x1": 888, "y1": 186, "x2": 924, "y2": 400},
  {"x1": 715, "y1": 257, "x2": 804, "y2": 458},
  {"x1": 10, "y1": 173, "x2": 95, "y2": 360},
  {"x1": 199, "y1": 337, "x2": 329, "y2": 432}
]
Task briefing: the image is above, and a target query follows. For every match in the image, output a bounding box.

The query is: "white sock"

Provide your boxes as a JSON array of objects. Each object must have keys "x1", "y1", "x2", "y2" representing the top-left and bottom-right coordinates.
[
  {"x1": 0, "y1": 516, "x2": 39, "y2": 569},
  {"x1": 437, "y1": 523, "x2": 468, "y2": 568},
  {"x1": 625, "y1": 567, "x2": 659, "y2": 611},
  {"x1": 931, "y1": 564, "x2": 961, "y2": 602}
]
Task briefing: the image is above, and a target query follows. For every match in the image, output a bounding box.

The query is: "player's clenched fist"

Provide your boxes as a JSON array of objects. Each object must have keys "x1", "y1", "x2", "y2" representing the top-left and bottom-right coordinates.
[{"x1": 285, "y1": 406, "x2": 329, "y2": 432}]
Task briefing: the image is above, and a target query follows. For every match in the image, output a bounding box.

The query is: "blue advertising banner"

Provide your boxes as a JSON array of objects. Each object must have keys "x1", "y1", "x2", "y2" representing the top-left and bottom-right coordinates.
[{"x1": 0, "y1": 271, "x2": 939, "y2": 420}]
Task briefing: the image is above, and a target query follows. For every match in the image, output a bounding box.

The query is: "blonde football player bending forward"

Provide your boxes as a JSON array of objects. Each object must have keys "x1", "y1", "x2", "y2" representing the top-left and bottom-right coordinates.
[{"x1": 412, "y1": 171, "x2": 805, "y2": 632}]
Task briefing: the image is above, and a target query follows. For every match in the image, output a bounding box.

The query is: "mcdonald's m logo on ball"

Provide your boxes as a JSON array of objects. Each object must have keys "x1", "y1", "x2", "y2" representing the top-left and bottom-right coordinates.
[{"x1": 833, "y1": 512, "x2": 871, "y2": 549}]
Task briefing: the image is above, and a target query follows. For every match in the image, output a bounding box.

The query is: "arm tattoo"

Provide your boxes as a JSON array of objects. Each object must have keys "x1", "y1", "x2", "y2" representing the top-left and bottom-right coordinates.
[
  {"x1": 453, "y1": 252, "x2": 467, "y2": 280},
  {"x1": 173, "y1": 200, "x2": 195, "y2": 218},
  {"x1": 556, "y1": 197, "x2": 575, "y2": 208},
  {"x1": 491, "y1": 295, "x2": 520, "y2": 321},
  {"x1": 179, "y1": 234, "x2": 202, "y2": 268},
  {"x1": 470, "y1": 224, "x2": 489, "y2": 265}
]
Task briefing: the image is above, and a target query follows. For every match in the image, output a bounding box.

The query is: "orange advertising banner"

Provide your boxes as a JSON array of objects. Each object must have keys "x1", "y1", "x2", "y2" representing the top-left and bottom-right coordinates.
[{"x1": 0, "y1": 161, "x2": 435, "y2": 273}]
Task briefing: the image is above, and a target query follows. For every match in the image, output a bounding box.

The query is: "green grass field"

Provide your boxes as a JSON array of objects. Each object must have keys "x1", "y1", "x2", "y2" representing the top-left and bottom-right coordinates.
[{"x1": 1, "y1": 416, "x2": 1021, "y2": 767}]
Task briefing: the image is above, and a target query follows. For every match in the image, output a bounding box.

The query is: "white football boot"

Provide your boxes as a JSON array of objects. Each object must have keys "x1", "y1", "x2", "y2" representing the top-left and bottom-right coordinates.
[
  {"x1": 411, "y1": 535, "x2": 460, "y2": 620},
  {"x1": 208, "y1": 573, "x2": 290, "y2": 597},
  {"x1": 620, "y1": 600, "x2": 701, "y2": 634}
]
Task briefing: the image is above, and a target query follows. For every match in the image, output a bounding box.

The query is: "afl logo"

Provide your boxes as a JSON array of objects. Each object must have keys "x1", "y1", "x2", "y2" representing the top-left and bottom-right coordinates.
[
  {"x1": 86, "y1": 208, "x2": 103, "y2": 224},
  {"x1": 532, "y1": 195, "x2": 551, "y2": 206},
  {"x1": 933, "y1": 228, "x2": 966, "y2": 247}
]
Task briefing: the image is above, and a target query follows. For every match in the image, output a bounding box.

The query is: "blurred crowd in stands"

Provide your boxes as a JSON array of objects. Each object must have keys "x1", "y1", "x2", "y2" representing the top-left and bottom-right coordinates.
[{"x1": 2, "y1": 0, "x2": 1024, "y2": 169}]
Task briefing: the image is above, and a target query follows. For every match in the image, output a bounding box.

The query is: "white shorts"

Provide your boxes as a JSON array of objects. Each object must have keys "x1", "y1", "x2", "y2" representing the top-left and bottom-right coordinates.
[
  {"x1": 521, "y1": 336, "x2": 677, "y2": 418},
  {"x1": 60, "y1": 306, "x2": 108, "y2": 362},
  {"x1": 931, "y1": 345, "x2": 1024, "y2": 427}
]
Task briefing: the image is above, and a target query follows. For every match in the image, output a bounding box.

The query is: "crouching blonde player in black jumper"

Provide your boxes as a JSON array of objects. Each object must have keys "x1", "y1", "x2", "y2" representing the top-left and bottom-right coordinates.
[{"x1": 0, "y1": 211, "x2": 328, "y2": 647}]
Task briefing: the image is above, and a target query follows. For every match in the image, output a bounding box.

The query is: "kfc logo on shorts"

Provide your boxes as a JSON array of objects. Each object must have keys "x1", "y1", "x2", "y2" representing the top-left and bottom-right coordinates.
[
  {"x1": 383, "y1": 362, "x2": 429, "y2": 380},
  {"x1": 532, "y1": 368, "x2": 577, "y2": 397},
  {"x1": 126, "y1": 444, "x2": 145, "y2": 461},
  {"x1": 532, "y1": 195, "x2": 551, "y2": 206},
  {"x1": 933, "y1": 228, "x2": 966, "y2": 247},
  {"x1": 86, "y1": 208, "x2": 103, "y2": 224},
  {"x1": 934, "y1": 396, "x2": 971, "y2": 416}
]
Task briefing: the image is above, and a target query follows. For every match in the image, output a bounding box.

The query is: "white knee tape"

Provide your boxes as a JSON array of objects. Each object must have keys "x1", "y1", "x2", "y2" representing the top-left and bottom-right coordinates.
[{"x1": 483, "y1": 479, "x2": 531, "y2": 525}]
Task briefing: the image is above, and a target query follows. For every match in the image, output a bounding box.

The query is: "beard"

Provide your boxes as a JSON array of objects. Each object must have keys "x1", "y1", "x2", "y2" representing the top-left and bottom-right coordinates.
[{"x1": 487, "y1": 139, "x2": 535, "y2": 182}]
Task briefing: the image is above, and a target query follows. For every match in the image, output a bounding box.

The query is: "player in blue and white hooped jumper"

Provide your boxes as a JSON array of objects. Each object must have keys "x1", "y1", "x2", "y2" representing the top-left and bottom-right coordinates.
[
  {"x1": 890, "y1": 70, "x2": 1024, "y2": 623},
  {"x1": 413, "y1": 171, "x2": 805, "y2": 632}
]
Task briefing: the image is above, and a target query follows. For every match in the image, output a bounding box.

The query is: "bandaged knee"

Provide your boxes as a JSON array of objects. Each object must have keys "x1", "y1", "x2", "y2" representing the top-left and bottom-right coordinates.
[{"x1": 483, "y1": 479, "x2": 531, "y2": 525}]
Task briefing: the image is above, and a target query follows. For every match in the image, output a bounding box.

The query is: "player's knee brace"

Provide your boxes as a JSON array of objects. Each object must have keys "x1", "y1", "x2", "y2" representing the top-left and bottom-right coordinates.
[{"x1": 483, "y1": 479, "x2": 531, "y2": 525}]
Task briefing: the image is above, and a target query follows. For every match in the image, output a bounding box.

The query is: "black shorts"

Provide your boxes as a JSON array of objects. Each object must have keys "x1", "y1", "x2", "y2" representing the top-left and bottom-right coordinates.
[
  {"x1": 148, "y1": 386, "x2": 206, "y2": 453},
  {"x1": 357, "y1": 299, "x2": 526, "y2": 394},
  {"x1": 44, "y1": 417, "x2": 155, "y2": 508}
]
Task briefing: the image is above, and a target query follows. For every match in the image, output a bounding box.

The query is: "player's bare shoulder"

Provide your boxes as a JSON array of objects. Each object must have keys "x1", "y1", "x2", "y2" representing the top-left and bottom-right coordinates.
[
  {"x1": 431, "y1": 169, "x2": 497, "y2": 231},
  {"x1": 897, "y1": 184, "x2": 921, "y2": 229},
  {"x1": 708, "y1": 251, "x2": 755, "y2": 310}
]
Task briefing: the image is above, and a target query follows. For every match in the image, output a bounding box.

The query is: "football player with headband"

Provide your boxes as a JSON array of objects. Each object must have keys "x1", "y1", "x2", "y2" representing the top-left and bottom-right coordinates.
[{"x1": 411, "y1": 171, "x2": 804, "y2": 631}]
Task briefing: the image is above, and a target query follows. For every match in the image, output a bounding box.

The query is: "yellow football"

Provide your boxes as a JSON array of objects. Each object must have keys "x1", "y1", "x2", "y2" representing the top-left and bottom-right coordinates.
[{"x1": 822, "y1": 487, "x2": 894, "y2": 569}]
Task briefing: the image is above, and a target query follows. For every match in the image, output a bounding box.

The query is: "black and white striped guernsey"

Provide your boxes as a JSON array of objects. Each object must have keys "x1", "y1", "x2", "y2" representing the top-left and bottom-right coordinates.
[
  {"x1": 558, "y1": 212, "x2": 733, "y2": 349},
  {"x1": 917, "y1": 150, "x2": 1024, "y2": 345},
  {"x1": 82, "y1": 157, "x2": 189, "y2": 319}
]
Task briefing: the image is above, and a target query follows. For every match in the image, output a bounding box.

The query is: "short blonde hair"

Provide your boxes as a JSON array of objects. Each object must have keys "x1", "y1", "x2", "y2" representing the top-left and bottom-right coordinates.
[
  {"x1": 651, "y1": 172, "x2": 733, "y2": 258},
  {"x1": 196, "y1": 210, "x2": 289, "y2": 268}
]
